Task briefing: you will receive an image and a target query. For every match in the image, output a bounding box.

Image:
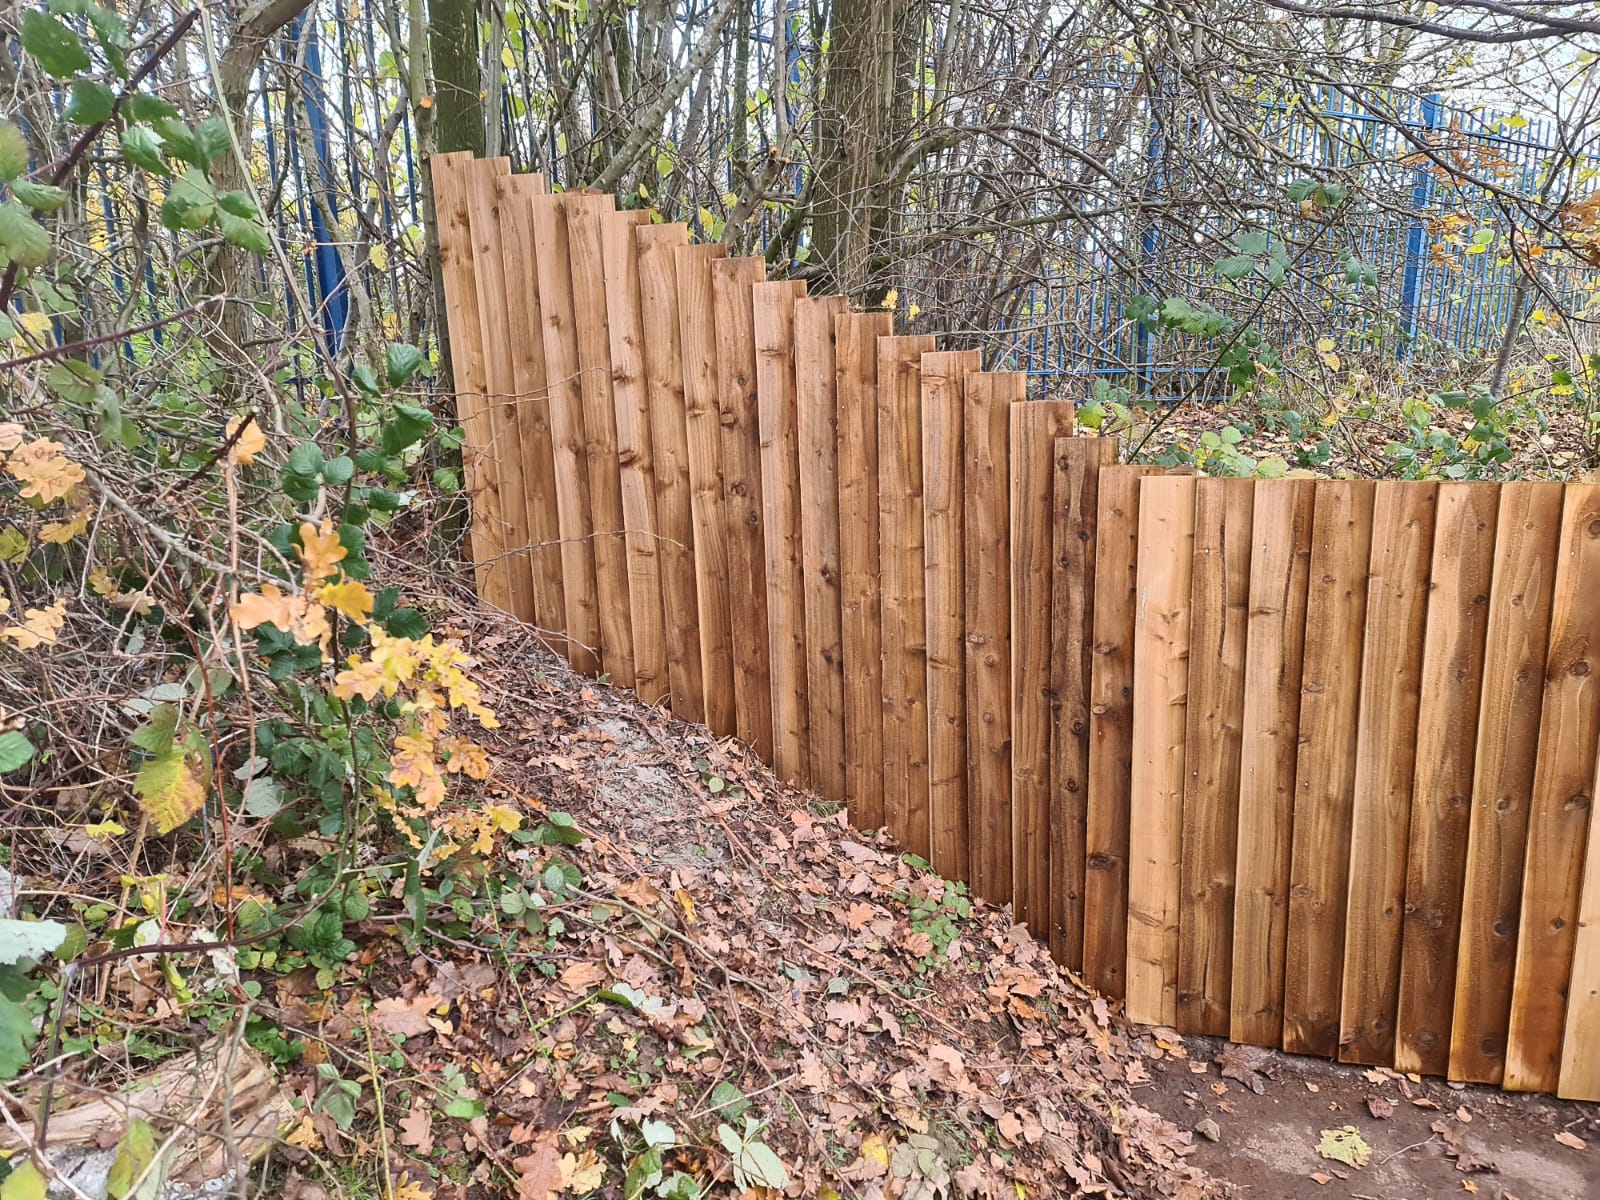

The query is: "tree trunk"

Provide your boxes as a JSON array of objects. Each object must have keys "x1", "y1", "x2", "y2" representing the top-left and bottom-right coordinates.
[
  {"x1": 809, "y1": 0, "x2": 920, "y2": 304},
  {"x1": 430, "y1": 0, "x2": 484, "y2": 157}
]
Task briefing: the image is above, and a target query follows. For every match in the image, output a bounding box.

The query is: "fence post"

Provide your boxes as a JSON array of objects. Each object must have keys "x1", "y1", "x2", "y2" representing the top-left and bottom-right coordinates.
[{"x1": 1397, "y1": 93, "x2": 1442, "y2": 359}]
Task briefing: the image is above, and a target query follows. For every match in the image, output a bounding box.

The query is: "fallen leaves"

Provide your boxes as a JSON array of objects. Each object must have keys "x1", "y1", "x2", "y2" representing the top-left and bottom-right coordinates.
[
  {"x1": 371, "y1": 994, "x2": 443, "y2": 1037},
  {"x1": 1317, "y1": 1126, "x2": 1373, "y2": 1168},
  {"x1": 1554, "y1": 1129, "x2": 1587, "y2": 1151},
  {"x1": 1215, "y1": 1043, "x2": 1274, "y2": 1095}
]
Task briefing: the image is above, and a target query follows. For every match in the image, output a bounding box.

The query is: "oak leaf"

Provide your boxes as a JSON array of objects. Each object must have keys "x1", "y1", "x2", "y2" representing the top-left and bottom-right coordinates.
[
  {"x1": 225, "y1": 414, "x2": 266, "y2": 466},
  {"x1": 296, "y1": 519, "x2": 346, "y2": 584}
]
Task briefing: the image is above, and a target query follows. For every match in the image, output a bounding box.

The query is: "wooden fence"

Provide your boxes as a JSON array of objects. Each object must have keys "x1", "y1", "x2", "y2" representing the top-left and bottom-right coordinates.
[{"x1": 430, "y1": 153, "x2": 1600, "y2": 1101}]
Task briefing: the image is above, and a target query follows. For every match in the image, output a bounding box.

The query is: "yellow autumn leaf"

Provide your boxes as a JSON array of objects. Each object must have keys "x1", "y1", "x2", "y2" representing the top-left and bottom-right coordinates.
[
  {"x1": 879, "y1": 289, "x2": 898, "y2": 310},
  {"x1": 225, "y1": 415, "x2": 266, "y2": 467},
  {"x1": 317, "y1": 578, "x2": 374, "y2": 622},
  {"x1": 2, "y1": 599, "x2": 68, "y2": 649},
  {"x1": 11, "y1": 311, "x2": 51, "y2": 341},
  {"x1": 0, "y1": 423, "x2": 23, "y2": 453},
  {"x1": 230, "y1": 584, "x2": 331, "y2": 651},
  {"x1": 860, "y1": 1133, "x2": 892, "y2": 1167},
  {"x1": 88, "y1": 565, "x2": 117, "y2": 596},
  {"x1": 559, "y1": 1150, "x2": 606, "y2": 1191},
  {"x1": 296, "y1": 519, "x2": 347, "y2": 584},
  {"x1": 39, "y1": 510, "x2": 88, "y2": 545},
  {"x1": 5, "y1": 438, "x2": 86, "y2": 503},
  {"x1": 134, "y1": 745, "x2": 210, "y2": 834},
  {"x1": 82, "y1": 820, "x2": 127, "y2": 840}
]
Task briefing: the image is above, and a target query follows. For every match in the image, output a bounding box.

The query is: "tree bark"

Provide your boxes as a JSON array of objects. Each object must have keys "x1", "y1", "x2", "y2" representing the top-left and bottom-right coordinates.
[{"x1": 431, "y1": 0, "x2": 485, "y2": 156}]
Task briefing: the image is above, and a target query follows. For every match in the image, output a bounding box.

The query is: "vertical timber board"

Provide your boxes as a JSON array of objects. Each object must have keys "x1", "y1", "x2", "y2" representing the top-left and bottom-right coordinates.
[
  {"x1": 1559, "y1": 748, "x2": 1600, "y2": 1100},
  {"x1": 963, "y1": 373, "x2": 1015, "y2": 906},
  {"x1": 498, "y1": 173, "x2": 567, "y2": 646},
  {"x1": 636, "y1": 223, "x2": 704, "y2": 721},
  {"x1": 837, "y1": 312, "x2": 894, "y2": 829},
  {"x1": 711, "y1": 257, "x2": 775, "y2": 762},
  {"x1": 1450, "y1": 482, "x2": 1564, "y2": 1085},
  {"x1": 1283, "y1": 479, "x2": 1374, "y2": 1058},
  {"x1": 1339, "y1": 481, "x2": 1437, "y2": 1065},
  {"x1": 1049, "y1": 436, "x2": 1118, "y2": 969},
  {"x1": 1505, "y1": 482, "x2": 1600, "y2": 1092},
  {"x1": 753, "y1": 280, "x2": 812, "y2": 784},
  {"x1": 1083, "y1": 464, "x2": 1163, "y2": 998},
  {"x1": 602, "y1": 208, "x2": 667, "y2": 702},
  {"x1": 1010, "y1": 398, "x2": 1075, "y2": 939},
  {"x1": 1393, "y1": 483, "x2": 1498, "y2": 1076},
  {"x1": 530, "y1": 192, "x2": 601, "y2": 675},
  {"x1": 1177, "y1": 477, "x2": 1255, "y2": 1037},
  {"x1": 430, "y1": 153, "x2": 516, "y2": 614},
  {"x1": 794, "y1": 296, "x2": 852, "y2": 803},
  {"x1": 1229, "y1": 479, "x2": 1315, "y2": 1046},
  {"x1": 463, "y1": 159, "x2": 535, "y2": 621},
  {"x1": 1125, "y1": 474, "x2": 1196, "y2": 1027},
  {"x1": 676, "y1": 243, "x2": 735, "y2": 735},
  {"x1": 922, "y1": 350, "x2": 981, "y2": 881},
  {"x1": 566, "y1": 194, "x2": 634, "y2": 682},
  {"x1": 877, "y1": 335, "x2": 938, "y2": 855}
]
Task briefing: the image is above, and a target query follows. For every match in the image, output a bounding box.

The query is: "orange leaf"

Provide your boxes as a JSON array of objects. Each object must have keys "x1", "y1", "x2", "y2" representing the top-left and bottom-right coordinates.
[{"x1": 296, "y1": 519, "x2": 347, "y2": 584}]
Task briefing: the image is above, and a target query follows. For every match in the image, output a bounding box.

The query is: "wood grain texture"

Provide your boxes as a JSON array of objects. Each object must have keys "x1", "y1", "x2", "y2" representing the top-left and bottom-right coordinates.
[
  {"x1": 963, "y1": 373, "x2": 1016, "y2": 907},
  {"x1": 430, "y1": 153, "x2": 517, "y2": 615},
  {"x1": 837, "y1": 312, "x2": 893, "y2": 830},
  {"x1": 1230, "y1": 479, "x2": 1316, "y2": 1046},
  {"x1": 1283, "y1": 480, "x2": 1374, "y2": 1057},
  {"x1": 794, "y1": 296, "x2": 852, "y2": 804},
  {"x1": 1010, "y1": 399, "x2": 1075, "y2": 939},
  {"x1": 1559, "y1": 747, "x2": 1600, "y2": 1100},
  {"x1": 1049, "y1": 436, "x2": 1117, "y2": 969},
  {"x1": 1125, "y1": 474, "x2": 1197, "y2": 1027},
  {"x1": 877, "y1": 335, "x2": 938, "y2": 856},
  {"x1": 752, "y1": 280, "x2": 811, "y2": 783},
  {"x1": 601, "y1": 209, "x2": 667, "y2": 702},
  {"x1": 463, "y1": 160, "x2": 535, "y2": 622},
  {"x1": 496, "y1": 173, "x2": 566, "y2": 645},
  {"x1": 1505, "y1": 482, "x2": 1600, "y2": 1092},
  {"x1": 711, "y1": 257, "x2": 774, "y2": 761},
  {"x1": 530, "y1": 191, "x2": 601, "y2": 675},
  {"x1": 1393, "y1": 483, "x2": 1497, "y2": 1076},
  {"x1": 675, "y1": 243, "x2": 735, "y2": 735},
  {"x1": 1339, "y1": 482, "x2": 1436, "y2": 1065},
  {"x1": 565, "y1": 194, "x2": 634, "y2": 681},
  {"x1": 635, "y1": 223, "x2": 703, "y2": 720},
  {"x1": 1083, "y1": 464, "x2": 1165, "y2": 999},
  {"x1": 1177, "y1": 477, "x2": 1255, "y2": 1037},
  {"x1": 1450, "y1": 482, "x2": 1564, "y2": 1085},
  {"x1": 921, "y1": 351, "x2": 981, "y2": 881}
]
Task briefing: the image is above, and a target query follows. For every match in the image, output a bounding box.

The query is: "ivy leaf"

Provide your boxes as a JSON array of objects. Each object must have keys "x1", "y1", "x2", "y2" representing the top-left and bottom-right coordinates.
[
  {"x1": 0, "y1": 731, "x2": 34, "y2": 774},
  {"x1": 63, "y1": 80, "x2": 116, "y2": 125},
  {"x1": 0, "y1": 121, "x2": 29, "y2": 182},
  {"x1": 10, "y1": 180, "x2": 69, "y2": 212},
  {"x1": 121, "y1": 124, "x2": 167, "y2": 174},
  {"x1": 20, "y1": 11, "x2": 90, "y2": 79},
  {"x1": 0, "y1": 202, "x2": 50, "y2": 270}
]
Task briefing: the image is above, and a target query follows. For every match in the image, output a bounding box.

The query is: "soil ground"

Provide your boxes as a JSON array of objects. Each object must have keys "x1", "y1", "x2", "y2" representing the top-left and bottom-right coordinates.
[{"x1": 1135, "y1": 1031, "x2": 1600, "y2": 1199}]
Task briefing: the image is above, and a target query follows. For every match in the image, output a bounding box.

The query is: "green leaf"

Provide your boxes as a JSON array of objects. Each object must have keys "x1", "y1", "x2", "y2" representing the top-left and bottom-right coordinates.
[
  {"x1": 0, "y1": 121, "x2": 29, "y2": 182},
  {"x1": 130, "y1": 702, "x2": 179, "y2": 754},
  {"x1": 0, "y1": 1159, "x2": 46, "y2": 1200},
  {"x1": 1235, "y1": 231, "x2": 1270, "y2": 255},
  {"x1": 351, "y1": 362, "x2": 381, "y2": 396},
  {"x1": 320, "y1": 455, "x2": 354, "y2": 486},
  {"x1": 0, "y1": 202, "x2": 50, "y2": 270},
  {"x1": 285, "y1": 441, "x2": 324, "y2": 478},
  {"x1": 105, "y1": 1119, "x2": 158, "y2": 1200},
  {"x1": 121, "y1": 125, "x2": 167, "y2": 174},
  {"x1": 20, "y1": 11, "x2": 90, "y2": 78},
  {"x1": 708, "y1": 1081, "x2": 750, "y2": 1121},
  {"x1": 63, "y1": 80, "x2": 116, "y2": 125},
  {"x1": 219, "y1": 210, "x2": 269, "y2": 254},
  {"x1": 159, "y1": 169, "x2": 216, "y2": 231},
  {"x1": 385, "y1": 342, "x2": 424, "y2": 386},
  {"x1": 1317, "y1": 1125, "x2": 1372, "y2": 1168},
  {"x1": 216, "y1": 190, "x2": 260, "y2": 219},
  {"x1": 383, "y1": 607, "x2": 428, "y2": 639},
  {"x1": 10, "y1": 179, "x2": 68, "y2": 212},
  {"x1": 444, "y1": 1096, "x2": 486, "y2": 1119},
  {"x1": 0, "y1": 919, "x2": 68, "y2": 965},
  {"x1": 0, "y1": 731, "x2": 34, "y2": 773},
  {"x1": 46, "y1": 359, "x2": 101, "y2": 404},
  {"x1": 125, "y1": 93, "x2": 176, "y2": 122},
  {"x1": 1214, "y1": 253, "x2": 1256, "y2": 280},
  {"x1": 191, "y1": 116, "x2": 232, "y2": 169},
  {"x1": 380, "y1": 403, "x2": 434, "y2": 454}
]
